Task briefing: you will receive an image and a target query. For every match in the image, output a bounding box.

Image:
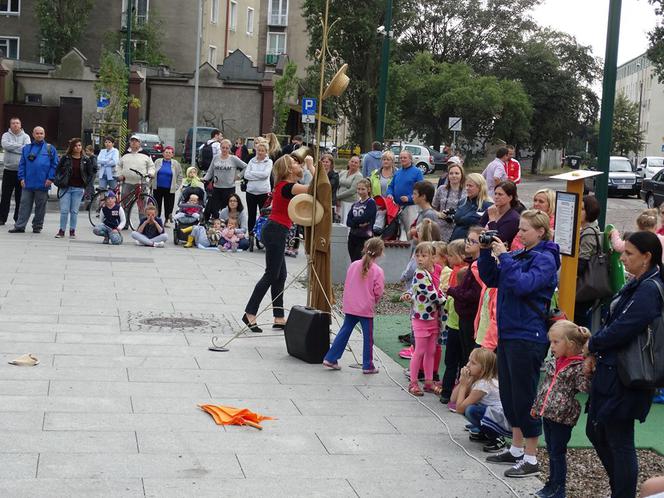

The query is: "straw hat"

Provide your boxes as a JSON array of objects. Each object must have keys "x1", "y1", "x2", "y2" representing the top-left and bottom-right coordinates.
[
  {"x1": 288, "y1": 194, "x2": 324, "y2": 227},
  {"x1": 322, "y1": 64, "x2": 350, "y2": 100},
  {"x1": 8, "y1": 353, "x2": 39, "y2": 366}
]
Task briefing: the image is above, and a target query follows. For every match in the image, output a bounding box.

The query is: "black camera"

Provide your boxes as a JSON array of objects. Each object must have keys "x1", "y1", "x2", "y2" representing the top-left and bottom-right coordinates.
[
  {"x1": 442, "y1": 207, "x2": 456, "y2": 223},
  {"x1": 27, "y1": 153, "x2": 36, "y2": 161},
  {"x1": 479, "y1": 230, "x2": 499, "y2": 245}
]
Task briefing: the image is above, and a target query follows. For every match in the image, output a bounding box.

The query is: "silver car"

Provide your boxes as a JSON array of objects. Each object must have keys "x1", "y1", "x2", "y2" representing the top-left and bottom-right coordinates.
[
  {"x1": 389, "y1": 143, "x2": 435, "y2": 174},
  {"x1": 585, "y1": 156, "x2": 640, "y2": 197}
]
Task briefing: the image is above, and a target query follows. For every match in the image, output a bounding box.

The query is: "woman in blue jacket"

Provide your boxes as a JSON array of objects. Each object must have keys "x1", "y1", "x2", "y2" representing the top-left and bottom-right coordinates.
[
  {"x1": 585, "y1": 231, "x2": 664, "y2": 498},
  {"x1": 451, "y1": 173, "x2": 493, "y2": 241},
  {"x1": 477, "y1": 209, "x2": 560, "y2": 478}
]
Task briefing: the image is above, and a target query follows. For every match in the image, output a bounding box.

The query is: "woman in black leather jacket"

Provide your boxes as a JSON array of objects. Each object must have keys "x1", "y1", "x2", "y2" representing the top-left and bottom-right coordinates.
[
  {"x1": 585, "y1": 231, "x2": 664, "y2": 498},
  {"x1": 55, "y1": 138, "x2": 94, "y2": 238}
]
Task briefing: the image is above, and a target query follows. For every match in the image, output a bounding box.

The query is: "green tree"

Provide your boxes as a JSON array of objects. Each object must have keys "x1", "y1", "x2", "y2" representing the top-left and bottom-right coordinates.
[
  {"x1": 94, "y1": 51, "x2": 129, "y2": 135},
  {"x1": 386, "y1": 53, "x2": 532, "y2": 154},
  {"x1": 102, "y1": 9, "x2": 169, "y2": 67},
  {"x1": 36, "y1": 0, "x2": 94, "y2": 64},
  {"x1": 647, "y1": 1, "x2": 664, "y2": 81},
  {"x1": 272, "y1": 62, "x2": 300, "y2": 134},
  {"x1": 496, "y1": 30, "x2": 601, "y2": 172},
  {"x1": 612, "y1": 92, "x2": 644, "y2": 156},
  {"x1": 398, "y1": 0, "x2": 541, "y2": 71},
  {"x1": 303, "y1": 0, "x2": 415, "y2": 150}
]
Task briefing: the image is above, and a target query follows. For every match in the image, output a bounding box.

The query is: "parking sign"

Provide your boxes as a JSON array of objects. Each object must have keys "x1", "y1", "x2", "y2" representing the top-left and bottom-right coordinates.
[{"x1": 302, "y1": 98, "x2": 317, "y2": 115}]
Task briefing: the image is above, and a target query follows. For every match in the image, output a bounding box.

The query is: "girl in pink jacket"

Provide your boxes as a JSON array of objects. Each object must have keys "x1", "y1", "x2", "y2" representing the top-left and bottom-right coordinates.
[{"x1": 323, "y1": 238, "x2": 385, "y2": 374}]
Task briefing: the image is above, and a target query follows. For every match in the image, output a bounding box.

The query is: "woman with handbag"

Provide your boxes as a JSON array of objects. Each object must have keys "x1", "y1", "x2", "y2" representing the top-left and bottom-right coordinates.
[
  {"x1": 575, "y1": 195, "x2": 605, "y2": 328},
  {"x1": 54, "y1": 138, "x2": 94, "y2": 239},
  {"x1": 584, "y1": 231, "x2": 664, "y2": 498}
]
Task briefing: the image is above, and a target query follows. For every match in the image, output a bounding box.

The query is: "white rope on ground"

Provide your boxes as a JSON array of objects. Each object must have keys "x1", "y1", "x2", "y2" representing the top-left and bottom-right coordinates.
[{"x1": 327, "y1": 307, "x2": 522, "y2": 498}]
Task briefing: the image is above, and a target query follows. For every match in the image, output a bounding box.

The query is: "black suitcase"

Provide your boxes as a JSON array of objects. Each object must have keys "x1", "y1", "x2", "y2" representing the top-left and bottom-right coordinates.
[{"x1": 284, "y1": 305, "x2": 330, "y2": 364}]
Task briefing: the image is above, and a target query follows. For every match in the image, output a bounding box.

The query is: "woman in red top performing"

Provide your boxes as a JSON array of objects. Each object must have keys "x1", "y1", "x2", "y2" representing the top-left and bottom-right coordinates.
[{"x1": 243, "y1": 154, "x2": 315, "y2": 332}]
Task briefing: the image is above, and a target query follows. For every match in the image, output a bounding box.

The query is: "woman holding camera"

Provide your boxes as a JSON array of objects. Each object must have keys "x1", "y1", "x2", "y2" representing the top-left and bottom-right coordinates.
[
  {"x1": 432, "y1": 163, "x2": 466, "y2": 242},
  {"x1": 477, "y1": 210, "x2": 560, "y2": 478},
  {"x1": 450, "y1": 173, "x2": 493, "y2": 241},
  {"x1": 478, "y1": 180, "x2": 521, "y2": 248}
]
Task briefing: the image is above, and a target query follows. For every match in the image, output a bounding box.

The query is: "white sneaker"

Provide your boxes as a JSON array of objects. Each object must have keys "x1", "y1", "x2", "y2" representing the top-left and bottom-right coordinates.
[
  {"x1": 153, "y1": 241, "x2": 165, "y2": 248},
  {"x1": 135, "y1": 240, "x2": 142, "y2": 246}
]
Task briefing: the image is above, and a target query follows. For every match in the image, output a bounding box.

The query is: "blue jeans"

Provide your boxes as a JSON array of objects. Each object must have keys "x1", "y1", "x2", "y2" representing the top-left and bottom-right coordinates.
[
  {"x1": 324, "y1": 313, "x2": 374, "y2": 370},
  {"x1": 98, "y1": 176, "x2": 117, "y2": 190},
  {"x1": 58, "y1": 187, "x2": 85, "y2": 231},
  {"x1": 464, "y1": 403, "x2": 487, "y2": 432},
  {"x1": 93, "y1": 224, "x2": 123, "y2": 245},
  {"x1": 497, "y1": 339, "x2": 549, "y2": 438},
  {"x1": 543, "y1": 417, "x2": 572, "y2": 490},
  {"x1": 586, "y1": 417, "x2": 637, "y2": 498}
]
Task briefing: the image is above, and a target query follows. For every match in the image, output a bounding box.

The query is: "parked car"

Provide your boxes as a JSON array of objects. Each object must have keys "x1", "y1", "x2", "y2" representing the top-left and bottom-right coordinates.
[
  {"x1": 584, "y1": 156, "x2": 640, "y2": 197},
  {"x1": 337, "y1": 143, "x2": 361, "y2": 158},
  {"x1": 129, "y1": 133, "x2": 164, "y2": 161},
  {"x1": 183, "y1": 127, "x2": 217, "y2": 164},
  {"x1": 389, "y1": 143, "x2": 435, "y2": 175},
  {"x1": 427, "y1": 147, "x2": 448, "y2": 171},
  {"x1": 637, "y1": 156, "x2": 664, "y2": 181},
  {"x1": 640, "y1": 169, "x2": 664, "y2": 209}
]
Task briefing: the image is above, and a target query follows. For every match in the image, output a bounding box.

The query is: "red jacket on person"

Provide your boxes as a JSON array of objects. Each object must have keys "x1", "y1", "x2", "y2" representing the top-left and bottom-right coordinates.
[{"x1": 506, "y1": 158, "x2": 521, "y2": 184}]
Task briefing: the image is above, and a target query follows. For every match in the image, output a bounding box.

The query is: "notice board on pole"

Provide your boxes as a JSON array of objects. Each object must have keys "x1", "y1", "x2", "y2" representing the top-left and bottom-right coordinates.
[{"x1": 554, "y1": 191, "x2": 579, "y2": 257}]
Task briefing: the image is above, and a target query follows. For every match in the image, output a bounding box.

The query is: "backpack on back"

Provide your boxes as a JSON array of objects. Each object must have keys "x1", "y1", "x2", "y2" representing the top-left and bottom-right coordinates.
[{"x1": 197, "y1": 143, "x2": 214, "y2": 171}]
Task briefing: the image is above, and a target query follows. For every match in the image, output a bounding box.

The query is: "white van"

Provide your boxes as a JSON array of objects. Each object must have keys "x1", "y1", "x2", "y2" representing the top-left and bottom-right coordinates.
[{"x1": 637, "y1": 156, "x2": 664, "y2": 180}]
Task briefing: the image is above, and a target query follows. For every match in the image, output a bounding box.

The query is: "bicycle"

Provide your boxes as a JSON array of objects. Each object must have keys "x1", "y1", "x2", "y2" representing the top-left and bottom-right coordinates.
[{"x1": 88, "y1": 168, "x2": 157, "y2": 230}]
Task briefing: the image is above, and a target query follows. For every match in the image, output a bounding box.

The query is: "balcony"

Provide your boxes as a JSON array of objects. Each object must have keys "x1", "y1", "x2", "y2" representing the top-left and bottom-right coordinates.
[{"x1": 265, "y1": 53, "x2": 280, "y2": 66}]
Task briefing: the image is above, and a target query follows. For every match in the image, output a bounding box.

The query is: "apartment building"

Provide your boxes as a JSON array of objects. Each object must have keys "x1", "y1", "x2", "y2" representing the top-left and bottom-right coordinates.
[{"x1": 616, "y1": 52, "x2": 664, "y2": 158}]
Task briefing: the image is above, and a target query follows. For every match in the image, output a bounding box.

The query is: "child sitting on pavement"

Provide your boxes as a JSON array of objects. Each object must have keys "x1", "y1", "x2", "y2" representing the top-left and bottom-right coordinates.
[
  {"x1": 183, "y1": 218, "x2": 222, "y2": 249},
  {"x1": 131, "y1": 204, "x2": 167, "y2": 247},
  {"x1": 92, "y1": 191, "x2": 125, "y2": 245},
  {"x1": 220, "y1": 216, "x2": 246, "y2": 252}
]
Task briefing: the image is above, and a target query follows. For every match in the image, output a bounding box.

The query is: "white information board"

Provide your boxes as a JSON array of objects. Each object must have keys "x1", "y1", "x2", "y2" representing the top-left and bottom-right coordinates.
[{"x1": 554, "y1": 191, "x2": 579, "y2": 257}]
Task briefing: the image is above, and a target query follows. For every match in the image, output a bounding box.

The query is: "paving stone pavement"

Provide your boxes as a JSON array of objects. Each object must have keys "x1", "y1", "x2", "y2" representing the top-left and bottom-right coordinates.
[{"x1": 0, "y1": 216, "x2": 541, "y2": 497}]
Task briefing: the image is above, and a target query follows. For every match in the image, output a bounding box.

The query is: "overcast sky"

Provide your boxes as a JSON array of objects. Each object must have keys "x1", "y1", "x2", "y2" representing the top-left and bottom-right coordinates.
[{"x1": 533, "y1": 0, "x2": 659, "y2": 65}]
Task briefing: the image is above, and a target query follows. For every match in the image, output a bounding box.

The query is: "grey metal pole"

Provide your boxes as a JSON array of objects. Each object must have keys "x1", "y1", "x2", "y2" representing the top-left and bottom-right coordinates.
[{"x1": 191, "y1": 0, "x2": 203, "y2": 166}]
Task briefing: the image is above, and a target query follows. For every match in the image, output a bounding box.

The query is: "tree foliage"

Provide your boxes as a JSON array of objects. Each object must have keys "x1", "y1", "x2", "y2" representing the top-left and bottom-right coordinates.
[
  {"x1": 612, "y1": 93, "x2": 644, "y2": 156},
  {"x1": 102, "y1": 9, "x2": 169, "y2": 67},
  {"x1": 647, "y1": 1, "x2": 664, "y2": 82},
  {"x1": 386, "y1": 53, "x2": 532, "y2": 155},
  {"x1": 273, "y1": 62, "x2": 300, "y2": 134},
  {"x1": 398, "y1": 0, "x2": 541, "y2": 71},
  {"x1": 94, "y1": 51, "x2": 129, "y2": 133},
  {"x1": 36, "y1": 0, "x2": 94, "y2": 64}
]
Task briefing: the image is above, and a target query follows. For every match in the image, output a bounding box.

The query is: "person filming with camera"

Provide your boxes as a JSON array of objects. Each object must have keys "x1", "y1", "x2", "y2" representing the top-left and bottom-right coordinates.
[{"x1": 477, "y1": 209, "x2": 561, "y2": 478}]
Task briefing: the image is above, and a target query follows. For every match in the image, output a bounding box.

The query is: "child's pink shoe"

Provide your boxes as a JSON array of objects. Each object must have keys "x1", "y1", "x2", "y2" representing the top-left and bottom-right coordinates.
[{"x1": 398, "y1": 346, "x2": 414, "y2": 359}]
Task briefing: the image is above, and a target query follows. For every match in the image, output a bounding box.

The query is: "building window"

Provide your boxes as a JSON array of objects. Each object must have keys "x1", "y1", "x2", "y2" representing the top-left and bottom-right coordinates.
[
  {"x1": 0, "y1": 37, "x2": 19, "y2": 59},
  {"x1": 211, "y1": 0, "x2": 219, "y2": 23},
  {"x1": 246, "y1": 7, "x2": 254, "y2": 35},
  {"x1": 121, "y1": 0, "x2": 149, "y2": 28},
  {"x1": 268, "y1": 0, "x2": 288, "y2": 26},
  {"x1": 230, "y1": 0, "x2": 237, "y2": 32},
  {"x1": 208, "y1": 45, "x2": 217, "y2": 65},
  {"x1": 267, "y1": 32, "x2": 286, "y2": 55},
  {"x1": 0, "y1": 0, "x2": 19, "y2": 14}
]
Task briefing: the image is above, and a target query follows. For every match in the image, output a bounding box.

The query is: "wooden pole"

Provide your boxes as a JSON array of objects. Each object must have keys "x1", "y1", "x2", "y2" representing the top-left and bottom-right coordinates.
[{"x1": 558, "y1": 178, "x2": 585, "y2": 320}]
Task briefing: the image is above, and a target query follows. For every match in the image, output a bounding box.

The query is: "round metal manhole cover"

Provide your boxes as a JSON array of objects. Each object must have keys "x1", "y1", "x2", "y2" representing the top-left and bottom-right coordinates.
[{"x1": 139, "y1": 317, "x2": 210, "y2": 328}]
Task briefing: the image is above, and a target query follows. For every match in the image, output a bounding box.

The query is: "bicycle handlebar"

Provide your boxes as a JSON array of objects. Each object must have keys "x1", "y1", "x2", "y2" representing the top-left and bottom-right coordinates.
[{"x1": 129, "y1": 168, "x2": 152, "y2": 179}]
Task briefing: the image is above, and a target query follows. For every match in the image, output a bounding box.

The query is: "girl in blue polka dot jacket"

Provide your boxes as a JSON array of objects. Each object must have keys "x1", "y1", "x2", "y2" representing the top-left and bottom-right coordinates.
[{"x1": 401, "y1": 241, "x2": 446, "y2": 397}]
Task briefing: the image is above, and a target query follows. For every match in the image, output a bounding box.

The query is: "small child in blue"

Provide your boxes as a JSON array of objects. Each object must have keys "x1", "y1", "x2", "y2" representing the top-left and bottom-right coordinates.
[
  {"x1": 323, "y1": 238, "x2": 385, "y2": 374},
  {"x1": 92, "y1": 191, "x2": 125, "y2": 245}
]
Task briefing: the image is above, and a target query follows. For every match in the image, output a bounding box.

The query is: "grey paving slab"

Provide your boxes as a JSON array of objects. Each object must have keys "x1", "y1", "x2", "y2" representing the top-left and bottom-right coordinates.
[
  {"x1": 206, "y1": 382, "x2": 369, "y2": 401},
  {"x1": 293, "y1": 399, "x2": 434, "y2": 417},
  {"x1": 128, "y1": 367, "x2": 280, "y2": 384},
  {"x1": 354, "y1": 384, "x2": 414, "y2": 401},
  {"x1": 0, "y1": 395, "x2": 131, "y2": 413},
  {"x1": 37, "y1": 452, "x2": 244, "y2": 479},
  {"x1": 0, "y1": 478, "x2": 144, "y2": 498},
  {"x1": 0, "y1": 342, "x2": 125, "y2": 356},
  {"x1": 143, "y1": 478, "x2": 356, "y2": 498},
  {"x1": 55, "y1": 332, "x2": 188, "y2": 345},
  {"x1": 0, "y1": 453, "x2": 39, "y2": 478},
  {"x1": 0, "y1": 331, "x2": 56, "y2": 343},
  {"x1": 52, "y1": 354, "x2": 198, "y2": 369},
  {"x1": 0, "y1": 411, "x2": 45, "y2": 431},
  {"x1": 0, "y1": 430, "x2": 138, "y2": 453},
  {"x1": 124, "y1": 344, "x2": 262, "y2": 359},
  {"x1": 0, "y1": 380, "x2": 49, "y2": 396},
  {"x1": 316, "y1": 433, "x2": 469, "y2": 457},
  {"x1": 49, "y1": 380, "x2": 210, "y2": 398},
  {"x1": 227, "y1": 415, "x2": 399, "y2": 434},
  {"x1": 272, "y1": 369, "x2": 396, "y2": 386},
  {"x1": 131, "y1": 396, "x2": 300, "y2": 415},
  {"x1": 0, "y1": 367, "x2": 127, "y2": 382},
  {"x1": 384, "y1": 415, "x2": 451, "y2": 435},
  {"x1": 348, "y1": 479, "x2": 524, "y2": 497},
  {"x1": 137, "y1": 431, "x2": 326, "y2": 455},
  {"x1": 44, "y1": 412, "x2": 214, "y2": 432}
]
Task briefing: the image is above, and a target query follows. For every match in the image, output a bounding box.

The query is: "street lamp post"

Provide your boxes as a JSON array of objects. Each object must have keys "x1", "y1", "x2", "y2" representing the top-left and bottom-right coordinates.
[
  {"x1": 191, "y1": 0, "x2": 203, "y2": 166},
  {"x1": 375, "y1": 0, "x2": 393, "y2": 145},
  {"x1": 595, "y1": 0, "x2": 623, "y2": 230},
  {"x1": 635, "y1": 61, "x2": 644, "y2": 166}
]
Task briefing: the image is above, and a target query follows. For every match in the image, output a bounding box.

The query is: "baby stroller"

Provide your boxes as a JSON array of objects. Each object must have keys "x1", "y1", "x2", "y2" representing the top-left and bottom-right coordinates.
[
  {"x1": 173, "y1": 186, "x2": 206, "y2": 245},
  {"x1": 373, "y1": 195, "x2": 402, "y2": 241},
  {"x1": 249, "y1": 193, "x2": 273, "y2": 252}
]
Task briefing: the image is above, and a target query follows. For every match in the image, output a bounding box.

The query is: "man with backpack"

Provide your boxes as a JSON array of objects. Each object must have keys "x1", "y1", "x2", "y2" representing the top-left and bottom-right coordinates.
[
  {"x1": 197, "y1": 129, "x2": 222, "y2": 172},
  {"x1": 9, "y1": 126, "x2": 59, "y2": 234}
]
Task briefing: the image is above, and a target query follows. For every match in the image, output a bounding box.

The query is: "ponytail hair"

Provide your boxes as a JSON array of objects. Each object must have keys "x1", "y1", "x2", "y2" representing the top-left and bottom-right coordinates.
[
  {"x1": 416, "y1": 218, "x2": 441, "y2": 242},
  {"x1": 361, "y1": 237, "x2": 385, "y2": 277},
  {"x1": 549, "y1": 319, "x2": 591, "y2": 353},
  {"x1": 636, "y1": 208, "x2": 659, "y2": 231}
]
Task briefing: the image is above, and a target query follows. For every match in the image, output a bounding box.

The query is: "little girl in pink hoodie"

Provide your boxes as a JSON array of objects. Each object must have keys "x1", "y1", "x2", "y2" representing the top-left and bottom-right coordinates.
[{"x1": 323, "y1": 238, "x2": 385, "y2": 374}]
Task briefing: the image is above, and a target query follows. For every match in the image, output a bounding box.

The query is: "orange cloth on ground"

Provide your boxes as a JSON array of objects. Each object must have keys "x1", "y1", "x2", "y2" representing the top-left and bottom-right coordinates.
[{"x1": 199, "y1": 404, "x2": 276, "y2": 430}]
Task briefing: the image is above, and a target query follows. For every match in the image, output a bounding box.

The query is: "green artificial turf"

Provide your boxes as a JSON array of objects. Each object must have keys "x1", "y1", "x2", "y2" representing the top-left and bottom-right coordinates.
[{"x1": 373, "y1": 313, "x2": 664, "y2": 454}]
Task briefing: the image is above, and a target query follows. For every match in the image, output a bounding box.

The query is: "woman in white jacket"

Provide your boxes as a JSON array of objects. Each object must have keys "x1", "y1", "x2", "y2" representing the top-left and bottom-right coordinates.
[{"x1": 243, "y1": 141, "x2": 273, "y2": 239}]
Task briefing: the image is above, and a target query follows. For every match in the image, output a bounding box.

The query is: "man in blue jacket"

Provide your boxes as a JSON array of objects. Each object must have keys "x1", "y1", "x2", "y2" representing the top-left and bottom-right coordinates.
[
  {"x1": 9, "y1": 127, "x2": 58, "y2": 234},
  {"x1": 361, "y1": 141, "x2": 383, "y2": 177},
  {"x1": 386, "y1": 150, "x2": 424, "y2": 240}
]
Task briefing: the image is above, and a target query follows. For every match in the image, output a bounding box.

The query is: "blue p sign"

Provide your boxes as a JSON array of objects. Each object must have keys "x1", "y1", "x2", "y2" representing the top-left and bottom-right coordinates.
[{"x1": 302, "y1": 98, "x2": 317, "y2": 115}]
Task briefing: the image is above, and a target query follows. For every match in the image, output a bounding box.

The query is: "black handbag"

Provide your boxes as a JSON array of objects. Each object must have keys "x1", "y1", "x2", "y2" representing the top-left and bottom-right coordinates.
[
  {"x1": 576, "y1": 229, "x2": 613, "y2": 302},
  {"x1": 240, "y1": 177, "x2": 248, "y2": 192},
  {"x1": 617, "y1": 278, "x2": 664, "y2": 389}
]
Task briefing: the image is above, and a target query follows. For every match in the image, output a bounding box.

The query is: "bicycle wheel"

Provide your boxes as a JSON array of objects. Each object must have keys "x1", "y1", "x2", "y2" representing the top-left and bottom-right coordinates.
[
  {"x1": 127, "y1": 193, "x2": 157, "y2": 230},
  {"x1": 87, "y1": 191, "x2": 107, "y2": 227}
]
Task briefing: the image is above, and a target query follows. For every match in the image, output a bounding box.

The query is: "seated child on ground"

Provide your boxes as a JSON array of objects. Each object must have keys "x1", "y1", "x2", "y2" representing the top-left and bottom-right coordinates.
[
  {"x1": 131, "y1": 204, "x2": 167, "y2": 247},
  {"x1": 183, "y1": 218, "x2": 222, "y2": 249},
  {"x1": 92, "y1": 191, "x2": 125, "y2": 245},
  {"x1": 220, "y1": 216, "x2": 247, "y2": 252}
]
